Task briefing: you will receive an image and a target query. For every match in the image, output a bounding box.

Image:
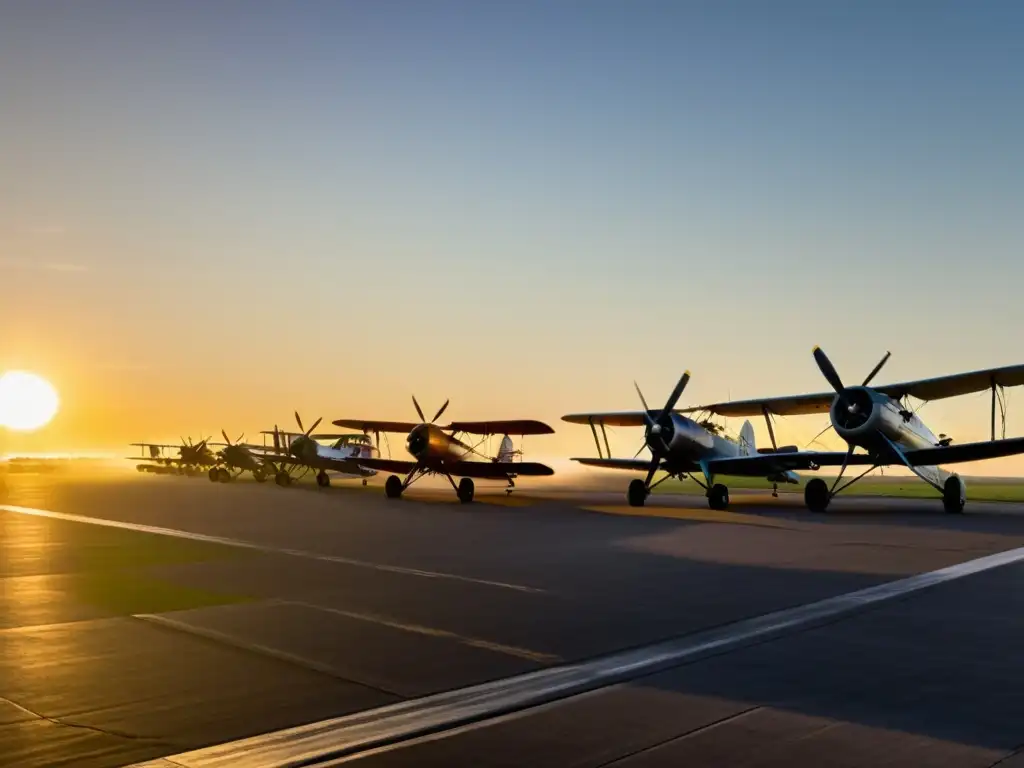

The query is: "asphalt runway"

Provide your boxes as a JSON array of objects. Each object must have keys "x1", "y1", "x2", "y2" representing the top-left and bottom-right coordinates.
[{"x1": 3, "y1": 467, "x2": 1024, "y2": 767}]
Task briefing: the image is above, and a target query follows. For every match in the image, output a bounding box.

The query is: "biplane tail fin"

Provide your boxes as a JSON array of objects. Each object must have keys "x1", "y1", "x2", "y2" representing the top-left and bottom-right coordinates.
[
  {"x1": 739, "y1": 420, "x2": 756, "y2": 456},
  {"x1": 496, "y1": 435, "x2": 520, "y2": 463}
]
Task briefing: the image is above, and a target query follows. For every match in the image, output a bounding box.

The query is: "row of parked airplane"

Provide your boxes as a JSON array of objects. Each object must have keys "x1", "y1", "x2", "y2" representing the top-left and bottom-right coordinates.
[{"x1": 132, "y1": 347, "x2": 1024, "y2": 514}]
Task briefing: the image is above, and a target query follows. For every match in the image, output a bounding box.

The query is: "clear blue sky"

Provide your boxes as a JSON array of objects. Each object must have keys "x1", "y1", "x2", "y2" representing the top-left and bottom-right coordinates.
[{"x1": 2, "y1": 1, "x2": 1023, "y2": 466}]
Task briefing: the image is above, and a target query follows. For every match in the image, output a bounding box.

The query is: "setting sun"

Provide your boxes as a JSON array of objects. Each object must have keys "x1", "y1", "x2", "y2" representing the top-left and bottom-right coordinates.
[{"x1": 0, "y1": 371, "x2": 60, "y2": 432}]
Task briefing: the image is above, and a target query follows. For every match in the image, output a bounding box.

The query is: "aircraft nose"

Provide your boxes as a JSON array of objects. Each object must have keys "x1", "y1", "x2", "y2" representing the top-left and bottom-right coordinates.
[{"x1": 407, "y1": 425, "x2": 429, "y2": 457}]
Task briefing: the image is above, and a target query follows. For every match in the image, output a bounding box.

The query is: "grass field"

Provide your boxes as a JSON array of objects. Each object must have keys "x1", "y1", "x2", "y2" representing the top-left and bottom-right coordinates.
[{"x1": 652, "y1": 474, "x2": 1024, "y2": 502}]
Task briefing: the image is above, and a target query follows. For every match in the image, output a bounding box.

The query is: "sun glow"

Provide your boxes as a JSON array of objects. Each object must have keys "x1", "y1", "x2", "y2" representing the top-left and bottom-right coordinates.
[{"x1": 0, "y1": 371, "x2": 60, "y2": 431}]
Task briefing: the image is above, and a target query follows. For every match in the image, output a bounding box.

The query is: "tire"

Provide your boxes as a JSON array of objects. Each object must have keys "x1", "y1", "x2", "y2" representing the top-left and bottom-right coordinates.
[
  {"x1": 385, "y1": 475, "x2": 403, "y2": 499},
  {"x1": 708, "y1": 483, "x2": 729, "y2": 510},
  {"x1": 627, "y1": 478, "x2": 648, "y2": 507},
  {"x1": 253, "y1": 468, "x2": 267, "y2": 483},
  {"x1": 208, "y1": 468, "x2": 219, "y2": 482},
  {"x1": 805, "y1": 478, "x2": 830, "y2": 512},
  {"x1": 218, "y1": 468, "x2": 231, "y2": 483},
  {"x1": 275, "y1": 472, "x2": 291, "y2": 487},
  {"x1": 457, "y1": 477, "x2": 475, "y2": 504},
  {"x1": 943, "y1": 475, "x2": 965, "y2": 514},
  {"x1": 316, "y1": 471, "x2": 330, "y2": 488}
]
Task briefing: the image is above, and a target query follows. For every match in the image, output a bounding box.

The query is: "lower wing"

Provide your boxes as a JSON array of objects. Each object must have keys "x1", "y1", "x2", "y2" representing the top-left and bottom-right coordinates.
[
  {"x1": 570, "y1": 457, "x2": 700, "y2": 473},
  {"x1": 356, "y1": 457, "x2": 553, "y2": 478},
  {"x1": 903, "y1": 437, "x2": 1024, "y2": 466}
]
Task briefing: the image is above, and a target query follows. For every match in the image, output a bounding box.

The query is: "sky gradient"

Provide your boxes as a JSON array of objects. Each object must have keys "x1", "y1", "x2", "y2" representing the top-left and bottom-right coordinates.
[{"x1": 2, "y1": 1, "x2": 1023, "y2": 472}]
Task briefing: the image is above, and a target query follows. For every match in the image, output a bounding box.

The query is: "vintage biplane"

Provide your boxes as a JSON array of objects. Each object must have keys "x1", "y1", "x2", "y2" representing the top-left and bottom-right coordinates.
[
  {"x1": 563, "y1": 371, "x2": 803, "y2": 510},
  {"x1": 250, "y1": 412, "x2": 378, "y2": 488},
  {"x1": 206, "y1": 430, "x2": 275, "y2": 483},
  {"x1": 333, "y1": 396, "x2": 555, "y2": 503},
  {"x1": 128, "y1": 437, "x2": 217, "y2": 476},
  {"x1": 679, "y1": 348, "x2": 1024, "y2": 514}
]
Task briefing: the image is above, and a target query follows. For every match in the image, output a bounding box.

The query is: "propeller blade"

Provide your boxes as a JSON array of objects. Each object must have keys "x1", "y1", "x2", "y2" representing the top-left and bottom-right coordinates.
[
  {"x1": 862, "y1": 351, "x2": 892, "y2": 387},
  {"x1": 633, "y1": 441, "x2": 647, "y2": 459},
  {"x1": 221, "y1": 429, "x2": 231, "y2": 446},
  {"x1": 237, "y1": 433, "x2": 245, "y2": 445},
  {"x1": 659, "y1": 370, "x2": 691, "y2": 417},
  {"x1": 304, "y1": 417, "x2": 323, "y2": 438},
  {"x1": 432, "y1": 399, "x2": 450, "y2": 423},
  {"x1": 294, "y1": 411, "x2": 304, "y2": 434},
  {"x1": 412, "y1": 395, "x2": 426, "y2": 422},
  {"x1": 813, "y1": 346, "x2": 845, "y2": 393},
  {"x1": 634, "y1": 382, "x2": 655, "y2": 427}
]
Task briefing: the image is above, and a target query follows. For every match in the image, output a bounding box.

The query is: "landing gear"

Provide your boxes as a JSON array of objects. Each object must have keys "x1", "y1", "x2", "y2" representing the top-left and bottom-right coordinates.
[
  {"x1": 943, "y1": 476, "x2": 965, "y2": 514},
  {"x1": 805, "y1": 478, "x2": 830, "y2": 513},
  {"x1": 316, "y1": 470, "x2": 330, "y2": 489},
  {"x1": 253, "y1": 468, "x2": 267, "y2": 483},
  {"x1": 457, "y1": 477, "x2": 475, "y2": 504},
  {"x1": 217, "y1": 468, "x2": 231, "y2": 483},
  {"x1": 362, "y1": 478, "x2": 368, "y2": 487},
  {"x1": 627, "y1": 478, "x2": 648, "y2": 507},
  {"x1": 275, "y1": 471, "x2": 291, "y2": 487},
  {"x1": 707, "y1": 483, "x2": 729, "y2": 511},
  {"x1": 208, "y1": 468, "x2": 220, "y2": 482},
  {"x1": 385, "y1": 474, "x2": 403, "y2": 499}
]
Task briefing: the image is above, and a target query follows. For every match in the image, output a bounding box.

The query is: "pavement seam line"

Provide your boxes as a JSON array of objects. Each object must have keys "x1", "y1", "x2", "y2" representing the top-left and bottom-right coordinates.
[
  {"x1": 124, "y1": 541, "x2": 1024, "y2": 768},
  {"x1": 0, "y1": 694, "x2": 173, "y2": 745},
  {"x1": 133, "y1": 613, "x2": 404, "y2": 699},
  {"x1": 285, "y1": 600, "x2": 561, "y2": 664},
  {"x1": 0, "y1": 504, "x2": 545, "y2": 594}
]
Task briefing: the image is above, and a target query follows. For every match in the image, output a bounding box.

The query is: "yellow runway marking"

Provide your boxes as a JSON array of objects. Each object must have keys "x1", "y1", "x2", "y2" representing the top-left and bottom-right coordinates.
[
  {"x1": 582, "y1": 505, "x2": 801, "y2": 529},
  {"x1": 289, "y1": 601, "x2": 560, "y2": 664}
]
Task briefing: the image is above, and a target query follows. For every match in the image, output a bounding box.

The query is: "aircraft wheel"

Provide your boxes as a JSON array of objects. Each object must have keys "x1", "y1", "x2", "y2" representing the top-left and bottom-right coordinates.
[
  {"x1": 275, "y1": 472, "x2": 291, "y2": 487},
  {"x1": 943, "y1": 476, "x2": 965, "y2": 514},
  {"x1": 627, "y1": 478, "x2": 648, "y2": 507},
  {"x1": 253, "y1": 468, "x2": 267, "y2": 483},
  {"x1": 457, "y1": 477, "x2": 475, "y2": 504},
  {"x1": 385, "y1": 475, "x2": 403, "y2": 499},
  {"x1": 362, "y1": 478, "x2": 368, "y2": 487},
  {"x1": 208, "y1": 468, "x2": 219, "y2": 482},
  {"x1": 805, "y1": 478, "x2": 830, "y2": 513},
  {"x1": 708, "y1": 483, "x2": 729, "y2": 511},
  {"x1": 316, "y1": 470, "x2": 331, "y2": 488},
  {"x1": 218, "y1": 468, "x2": 231, "y2": 483}
]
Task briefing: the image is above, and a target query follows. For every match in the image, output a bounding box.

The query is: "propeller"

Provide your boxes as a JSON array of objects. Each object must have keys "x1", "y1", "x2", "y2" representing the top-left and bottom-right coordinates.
[
  {"x1": 811, "y1": 347, "x2": 891, "y2": 430},
  {"x1": 411, "y1": 395, "x2": 449, "y2": 425},
  {"x1": 294, "y1": 411, "x2": 323, "y2": 438},
  {"x1": 633, "y1": 371, "x2": 692, "y2": 473}
]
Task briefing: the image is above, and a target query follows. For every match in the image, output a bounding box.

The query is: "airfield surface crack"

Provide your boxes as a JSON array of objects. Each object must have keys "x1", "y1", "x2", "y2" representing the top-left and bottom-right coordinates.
[{"x1": 0, "y1": 694, "x2": 174, "y2": 745}]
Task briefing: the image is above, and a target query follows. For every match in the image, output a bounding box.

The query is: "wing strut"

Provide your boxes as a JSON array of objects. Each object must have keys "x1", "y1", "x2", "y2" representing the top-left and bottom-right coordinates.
[
  {"x1": 588, "y1": 417, "x2": 605, "y2": 459},
  {"x1": 600, "y1": 422, "x2": 611, "y2": 458},
  {"x1": 990, "y1": 378, "x2": 1008, "y2": 441},
  {"x1": 762, "y1": 406, "x2": 778, "y2": 451}
]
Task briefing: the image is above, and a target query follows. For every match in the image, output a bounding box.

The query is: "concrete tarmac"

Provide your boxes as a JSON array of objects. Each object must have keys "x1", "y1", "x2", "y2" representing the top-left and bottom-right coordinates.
[{"x1": 3, "y1": 467, "x2": 1024, "y2": 766}]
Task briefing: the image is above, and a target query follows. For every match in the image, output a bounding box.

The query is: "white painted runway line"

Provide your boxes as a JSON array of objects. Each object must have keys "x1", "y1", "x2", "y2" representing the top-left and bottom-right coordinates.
[
  {"x1": 0, "y1": 504, "x2": 544, "y2": 594},
  {"x1": 126, "y1": 542, "x2": 1024, "y2": 768}
]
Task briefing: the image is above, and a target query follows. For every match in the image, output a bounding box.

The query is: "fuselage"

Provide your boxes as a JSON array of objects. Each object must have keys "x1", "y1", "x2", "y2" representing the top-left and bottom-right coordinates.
[
  {"x1": 828, "y1": 385, "x2": 949, "y2": 487},
  {"x1": 288, "y1": 436, "x2": 378, "y2": 477}
]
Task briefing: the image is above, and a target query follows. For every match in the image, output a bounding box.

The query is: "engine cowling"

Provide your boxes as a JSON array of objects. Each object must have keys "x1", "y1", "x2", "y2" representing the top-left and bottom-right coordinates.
[
  {"x1": 829, "y1": 386, "x2": 904, "y2": 446},
  {"x1": 649, "y1": 413, "x2": 715, "y2": 454}
]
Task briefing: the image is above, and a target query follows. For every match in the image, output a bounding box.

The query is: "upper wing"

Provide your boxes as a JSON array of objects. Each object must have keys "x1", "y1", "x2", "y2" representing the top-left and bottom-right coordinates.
[
  {"x1": 678, "y1": 393, "x2": 835, "y2": 418},
  {"x1": 331, "y1": 419, "x2": 420, "y2": 434},
  {"x1": 562, "y1": 411, "x2": 662, "y2": 427},
  {"x1": 444, "y1": 420, "x2": 554, "y2": 436},
  {"x1": 904, "y1": 436, "x2": 1024, "y2": 466},
  {"x1": 874, "y1": 364, "x2": 1024, "y2": 402}
]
